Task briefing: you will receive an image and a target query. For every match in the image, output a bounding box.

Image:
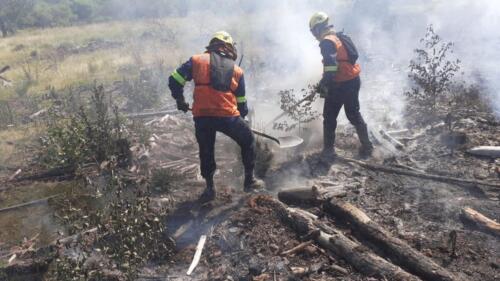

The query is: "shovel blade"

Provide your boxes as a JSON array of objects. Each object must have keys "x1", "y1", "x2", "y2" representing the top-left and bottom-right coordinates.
[{"x1": 277, "y1": 136, "x2": 304, "y2": 148}]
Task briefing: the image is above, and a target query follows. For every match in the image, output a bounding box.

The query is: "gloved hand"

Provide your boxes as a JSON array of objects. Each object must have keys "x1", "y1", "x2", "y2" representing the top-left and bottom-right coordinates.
[
  {"x1": 238, "y1": 102, "x2": 249, "y2": 118},
  {"x1": 318, "y1": 78, "x2": 330, "y2": 98},
  {"x1": 176, "y1": 97, "x2": 189, "y2": 113}
]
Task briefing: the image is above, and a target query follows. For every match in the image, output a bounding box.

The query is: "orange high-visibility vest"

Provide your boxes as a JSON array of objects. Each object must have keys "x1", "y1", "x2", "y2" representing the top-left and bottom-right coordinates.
[
  {"x1": 323, "y1": 34, "x2": 361, "y2": 82},
  {"x1": 191, "y1": 53, "x2": 243, "y2": 117}
]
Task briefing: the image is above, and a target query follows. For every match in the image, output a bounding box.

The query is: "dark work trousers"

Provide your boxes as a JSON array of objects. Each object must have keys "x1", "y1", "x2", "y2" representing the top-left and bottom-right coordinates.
[
  {"x1": 323, "y1": 76, "x2": 372, "y2": 151},
  {"x1": 194, "y1": 116, "x2": 255, "y2": 180}
]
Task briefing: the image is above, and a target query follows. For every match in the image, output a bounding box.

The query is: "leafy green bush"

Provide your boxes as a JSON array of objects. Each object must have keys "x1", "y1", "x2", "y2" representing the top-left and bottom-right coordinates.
[
  {"x1": 406, "y1": 25, "x2": 461, "y2": 121},
  {"x1": 47, "y1": 185, "x2": 174, "y2": 280},
  {"x1": 40, "y1": 84, "x2": 129, "y2": 168}
]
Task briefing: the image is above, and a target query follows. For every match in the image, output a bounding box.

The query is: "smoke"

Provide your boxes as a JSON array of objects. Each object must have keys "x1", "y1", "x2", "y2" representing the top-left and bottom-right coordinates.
[
  {"x1": 86, "y1": 1, "x2": 500, "y2": 120},
  {"x1": 103, "y1": 0, "x2": 500, "y2": 135}
]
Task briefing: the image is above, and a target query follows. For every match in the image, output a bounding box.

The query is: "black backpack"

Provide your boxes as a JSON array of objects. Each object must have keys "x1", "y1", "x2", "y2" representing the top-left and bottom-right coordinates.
[{"x1": 336, "y1": 32, "x2": 359, "y2": 65}]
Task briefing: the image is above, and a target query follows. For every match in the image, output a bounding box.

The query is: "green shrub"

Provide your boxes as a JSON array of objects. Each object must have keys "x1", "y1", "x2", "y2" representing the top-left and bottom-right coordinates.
[
  {"x1": 406, "y1": 25, "x2": 461, "y2": 122},
  {"x1": 40, "y1": 84, "x2": 129, "y2": 168},
  {"x1": 47, "y1": 186, "x2": 174, "y2": 280}
]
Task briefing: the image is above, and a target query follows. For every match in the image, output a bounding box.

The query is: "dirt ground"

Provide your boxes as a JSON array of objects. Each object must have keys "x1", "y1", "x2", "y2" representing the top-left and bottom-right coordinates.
[
  {"x1": 1, "y1": 107, "x2": 498, "y2": 281},
  {"x1": 136, "y1": 108, "x2": 499, "y2": 281}
]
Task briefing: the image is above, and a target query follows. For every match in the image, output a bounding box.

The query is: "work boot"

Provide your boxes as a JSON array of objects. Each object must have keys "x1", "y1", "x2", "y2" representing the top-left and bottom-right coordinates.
[
  {"x1": 358, "y1": 145, "x2": 373, "y2": 159},
  {"x1": 355, "y1": 124, "x2": 373, "y2": 159},
  {"x1": 244, "y1": 175, "x2": 266, "y2": 193},
  {"x1": 199, "y1": 178, "x2": 216, "y2": 203},
  {"x1": 320, "y1": 148, "x2": 337, "y2": 163}
]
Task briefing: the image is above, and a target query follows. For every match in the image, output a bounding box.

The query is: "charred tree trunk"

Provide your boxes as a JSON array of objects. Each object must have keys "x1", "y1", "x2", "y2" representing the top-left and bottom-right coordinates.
[
  {"x1": 255, "y1": 196, "x2": 422, "y2": 281},
  {"x1": 324, "y1": 199, "x2": 463, "y2": 281}
]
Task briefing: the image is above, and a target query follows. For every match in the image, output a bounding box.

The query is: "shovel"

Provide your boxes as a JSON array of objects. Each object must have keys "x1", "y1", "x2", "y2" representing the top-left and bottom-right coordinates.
[
  {"x1": 186, "y1": 108, "x2": 303, "y2": 148},
  {"x1": 251, "y1": 129, "x2": 303, "y2": 148}
]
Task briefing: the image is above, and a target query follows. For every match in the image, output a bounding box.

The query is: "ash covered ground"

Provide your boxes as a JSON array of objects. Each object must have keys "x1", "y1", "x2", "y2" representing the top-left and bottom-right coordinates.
[{"x1": 135, "y1": 106, "x2": 499, "y2": 281}]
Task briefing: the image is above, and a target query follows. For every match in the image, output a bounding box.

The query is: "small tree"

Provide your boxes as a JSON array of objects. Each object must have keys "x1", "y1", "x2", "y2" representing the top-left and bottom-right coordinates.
[
  {"x1": 0, "y1": 0, "x2": 34, "y2": 37},
  {"x1": 273, "y1": 83, "x2": 321, "y2": 132},
  {"x1": 406, "y1": 25, "x2": 461, "y2": 115}
]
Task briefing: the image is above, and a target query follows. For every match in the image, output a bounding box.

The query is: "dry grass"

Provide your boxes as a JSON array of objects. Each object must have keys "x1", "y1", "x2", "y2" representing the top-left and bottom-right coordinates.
[
  {"x1": 0, "y1": 126, "x2": 41, "y2": 169},
  {"x1": 0, "y1": 17, "x2": 199, "y2": 98}
]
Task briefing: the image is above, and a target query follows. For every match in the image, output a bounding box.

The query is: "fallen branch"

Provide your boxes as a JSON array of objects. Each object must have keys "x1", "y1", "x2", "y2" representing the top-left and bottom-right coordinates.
[
  {"x1": 467, "y1": 146, "x2": 500, "y2": 159},
  {"x1": 8, "y1": 168, "x2": 22, "y2": 181},
  {"x1": 186, "y1": 234, "x2": 207, "y2": 276},
  {"x1": 278, "y1": 185, "x2": 346, "y2": 206},
  {"x1": 0, "y1": 194, "x2": 63, "y2": 213},
  {"x1": 324, "y1": 199, "x2": 462, "y2": 281},
  {"x1": 337, "y1": 156, "x2": 500, "y2": 189},
  {"x1": 0, "y1": 66, "x2": 10, "y2": 75},
  {"x1": 369, "y1": 129, "x2": 400, "y2": 155},
  {"x1": 281, "y1": 240, "x2": 313, "y2": 256},
  {"x1": 9, "y1": 166, "x2": 76, "y2": 183},
  {"x1": 380, "y1": 129, "x2": 405, "y2": 150},
  {"x1": 386, "y1": 129, "x2": 410, "y2": 136},
  {"x1": 255, "y1": 196, "x2": 421, "y2": 281},
  {"x1": 460, "y1": 207, "x2": 500, "y2": 237},
  {"x1": 291, "y1": 262, "x2": 325, "y2": 278},
  {"x1": 0, "y1": 65, "x2": 11, "y2": 84}
]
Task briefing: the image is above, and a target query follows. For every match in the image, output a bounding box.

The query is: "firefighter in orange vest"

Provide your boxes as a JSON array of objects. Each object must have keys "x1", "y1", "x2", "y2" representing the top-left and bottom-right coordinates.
[
  {"x1": 168, "y1": 31, "x2": 265, "y2": 202},
  {"x1": 310, "y1": 12, "x2": 373, "y2": 159}
]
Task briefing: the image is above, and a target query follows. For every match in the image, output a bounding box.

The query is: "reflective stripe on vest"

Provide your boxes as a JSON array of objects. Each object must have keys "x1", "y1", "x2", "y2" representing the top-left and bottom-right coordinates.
[
  {"x1": 191, "y1": 53, "x2": 243, "y2": 117},
  {"x1": 323, "y1": 34, "x2": 361, "y2": 82}
]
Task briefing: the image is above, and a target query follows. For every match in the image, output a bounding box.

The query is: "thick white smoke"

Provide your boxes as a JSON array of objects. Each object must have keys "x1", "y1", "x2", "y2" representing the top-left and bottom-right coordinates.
[{"x1": 160, "y1": 0, "x2": 499, "y2": 127}]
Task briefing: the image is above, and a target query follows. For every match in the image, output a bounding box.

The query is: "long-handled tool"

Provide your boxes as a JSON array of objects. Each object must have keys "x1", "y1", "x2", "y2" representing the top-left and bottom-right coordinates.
[
  {"x1": 251, "y1": 128, "x2": 303, "y2": 148},
  {"x1": 185, "y1": 108, "x2": 303, "y2": 148}
]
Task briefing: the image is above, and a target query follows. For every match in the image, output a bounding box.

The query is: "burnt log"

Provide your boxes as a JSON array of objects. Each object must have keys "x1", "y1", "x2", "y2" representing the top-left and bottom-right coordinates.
[
  {"x1": 278, "y1": 185, "x2": 346, "y2": 206},
  {"x1": 460, "y1": 207, "x2": 500, "y2": 237},
  {"x1": 255, "y1": 196, "x2": 421, "y2": 281},
  {"x1": 324, "y1": 199, "x2": 462, "y2": 281}
]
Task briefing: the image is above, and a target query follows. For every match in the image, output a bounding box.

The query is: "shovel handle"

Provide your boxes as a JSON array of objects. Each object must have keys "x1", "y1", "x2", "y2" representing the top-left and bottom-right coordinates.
[
  {"x1": 251, "y1": 129, "x2": 281, "y2": 145},
  {"x1": 186, "y1": 107, "x2": 280, "y2": 145}
]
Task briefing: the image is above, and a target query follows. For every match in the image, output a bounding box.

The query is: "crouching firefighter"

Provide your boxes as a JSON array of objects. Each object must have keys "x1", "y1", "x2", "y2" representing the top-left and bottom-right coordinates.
[
  {"x1": 309, "y1": 12, "x2": 373, "y2": 159},
  {"x1": 168, "y1": 31, "x2": 265, "y2": 202}
]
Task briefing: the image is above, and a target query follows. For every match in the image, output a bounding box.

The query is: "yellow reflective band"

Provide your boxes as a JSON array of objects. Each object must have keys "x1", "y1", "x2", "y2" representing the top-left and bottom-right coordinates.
[
  {"x1": 324, "y1": 65, "x2": 338, "y2": 72},
  {"x1": 171, "y1": 70, "x2": 186, "y2": 86},
  {"x1": 237, "y1": 96, "x2": 247, "y2": 103}
]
